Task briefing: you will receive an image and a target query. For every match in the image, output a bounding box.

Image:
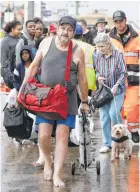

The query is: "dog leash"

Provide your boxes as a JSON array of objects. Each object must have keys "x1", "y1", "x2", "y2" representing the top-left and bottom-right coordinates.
[
  {"x1": 103, "y1": 83, "x2": 120, "y2": 124},
  {"x1": 113, "y1": 95, "x2": 120, "y2": 124}
]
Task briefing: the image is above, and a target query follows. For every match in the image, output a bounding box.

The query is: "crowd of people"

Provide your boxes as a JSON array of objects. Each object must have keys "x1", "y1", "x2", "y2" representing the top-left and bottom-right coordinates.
[{"x1": 1, "y1": 10, "x2": 139, "y2": 187}]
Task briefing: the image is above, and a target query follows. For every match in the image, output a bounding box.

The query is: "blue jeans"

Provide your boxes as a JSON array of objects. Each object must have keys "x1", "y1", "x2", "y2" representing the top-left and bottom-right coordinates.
[{"x1": 99, "y1": 93, "x2": 124, "y2": 147}]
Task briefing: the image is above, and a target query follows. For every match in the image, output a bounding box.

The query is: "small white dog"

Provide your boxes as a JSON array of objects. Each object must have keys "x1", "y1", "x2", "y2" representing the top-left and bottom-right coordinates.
[{"x1": 111, "y1": 124, "x2": 131, "y2": 162}]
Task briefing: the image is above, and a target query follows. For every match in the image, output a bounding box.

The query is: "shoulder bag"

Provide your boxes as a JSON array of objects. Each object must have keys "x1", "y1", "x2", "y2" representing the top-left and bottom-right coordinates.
[
  {"x1": 17, "y1": 41, "x2": 73, "y2": 120},
  {"x1": 91, "y1": 83, "x2": 114, "y2": 108}
]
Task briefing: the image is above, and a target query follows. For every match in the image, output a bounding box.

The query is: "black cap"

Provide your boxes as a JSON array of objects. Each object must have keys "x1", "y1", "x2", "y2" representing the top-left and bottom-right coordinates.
[
  {"x1": 113, "y1": 11, "x2": 126, "y2": 21},
  {"x1": 59, "y1": 16, "x2": 77, "y2": 30},
  {"x1": 95, "y1": 18, "x2": 108, "y2": 26}
]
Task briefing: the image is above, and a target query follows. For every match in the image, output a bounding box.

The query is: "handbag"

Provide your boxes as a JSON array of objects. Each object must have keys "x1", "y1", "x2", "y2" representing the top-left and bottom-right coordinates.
[
  {"x1": 91, "y1": 83, "x2": 114, "y2": 108},
  {"x1": 3, "y1": 106, "x2": 33, "y2": 139},
  {"x1": 17, "y1": 41, "x2": 73, "y2": 120}
]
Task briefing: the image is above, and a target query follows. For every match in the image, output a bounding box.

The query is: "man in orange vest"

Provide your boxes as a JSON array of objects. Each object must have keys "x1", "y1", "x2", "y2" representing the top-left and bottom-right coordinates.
[{"x1": 109, "y1": 10, "x2": 140, "y2": 143}]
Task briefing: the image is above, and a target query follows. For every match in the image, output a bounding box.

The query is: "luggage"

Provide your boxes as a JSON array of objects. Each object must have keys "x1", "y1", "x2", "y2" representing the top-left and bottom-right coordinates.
[
  {"x1": 71, "y1": 110, "x2": 101, "y2": 175},
  {"x1": 79, "y1": 110, "x2": 93, "y2": 170},
  {"x1": 18, "y1": 78, "x2": 68, "y2": 120},
  {"x1": 3, "y1": 106, "x2": 33, "y2": 139}
]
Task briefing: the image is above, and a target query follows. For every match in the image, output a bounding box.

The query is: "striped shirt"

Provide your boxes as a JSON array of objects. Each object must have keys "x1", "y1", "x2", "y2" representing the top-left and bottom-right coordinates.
[{"x1": 93, "y1": 49, "x2": 127, "y2": 92}]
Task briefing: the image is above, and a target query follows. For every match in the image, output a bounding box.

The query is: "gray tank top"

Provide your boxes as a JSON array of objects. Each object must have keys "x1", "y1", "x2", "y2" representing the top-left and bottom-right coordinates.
[{"x1": 40, "y1": 37, "x2": 78, "y2": 115}]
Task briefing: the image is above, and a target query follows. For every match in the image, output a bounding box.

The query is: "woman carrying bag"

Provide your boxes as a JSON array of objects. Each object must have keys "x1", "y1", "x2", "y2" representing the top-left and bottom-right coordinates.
[{"x1": 93, "y1": 33, "x2": 127, "y2": 153}]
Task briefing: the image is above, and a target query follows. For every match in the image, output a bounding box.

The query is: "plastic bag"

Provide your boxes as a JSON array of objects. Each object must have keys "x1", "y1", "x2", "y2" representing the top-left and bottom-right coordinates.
[
  {"x1": 28, "y1": 113, "x2": 38, "y2": 139},
  {"x1": 70, "y1": 96, "x2": 94, "y2": 144},
  {"x1": 6, "y1": 88, "x2": 17, "y2": 106},
  {"x1": 70, "y1": 129, "x2": 79, "y2": 145}
]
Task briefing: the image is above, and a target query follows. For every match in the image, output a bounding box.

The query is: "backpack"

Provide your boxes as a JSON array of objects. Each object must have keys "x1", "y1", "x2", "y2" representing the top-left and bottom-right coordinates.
[
  {"x1": 1, "y1": 44, "x2": 17, "y2": 89},
  {"x1": 22, "y1": 36, "x2": 37, "y2": 58}
]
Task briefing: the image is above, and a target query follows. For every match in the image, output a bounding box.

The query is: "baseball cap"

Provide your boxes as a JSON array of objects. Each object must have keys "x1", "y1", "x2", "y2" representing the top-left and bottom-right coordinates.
[
  {"x1": 75, "y1": 24, "x2": 83, "y2": 35},
  {"x1": 59, "y1": 16, "x2": 77, "y2": 30},
  {"x1": 113, "y1": 11, "x2": 126, "y2": 21},
  {"x1": 49, "y1": 24, "x2": 57, "y2": 33}
]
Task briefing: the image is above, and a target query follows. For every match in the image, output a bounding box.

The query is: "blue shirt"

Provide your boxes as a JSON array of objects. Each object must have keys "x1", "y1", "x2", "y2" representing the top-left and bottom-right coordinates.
[{"x1": 93, "y1": 49, "x2": 127, "y2": 93}]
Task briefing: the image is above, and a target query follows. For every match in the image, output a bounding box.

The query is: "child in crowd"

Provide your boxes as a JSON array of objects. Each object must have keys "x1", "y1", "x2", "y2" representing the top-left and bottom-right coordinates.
[{"x1": 13, "y1": 45, "x2": 34, "y2": 90}]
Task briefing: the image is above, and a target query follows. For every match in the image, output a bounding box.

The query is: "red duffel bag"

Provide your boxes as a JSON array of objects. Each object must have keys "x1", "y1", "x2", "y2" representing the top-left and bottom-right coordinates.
[{"x1": 17, "y1": 41, "x2": 72, "y2": 120}]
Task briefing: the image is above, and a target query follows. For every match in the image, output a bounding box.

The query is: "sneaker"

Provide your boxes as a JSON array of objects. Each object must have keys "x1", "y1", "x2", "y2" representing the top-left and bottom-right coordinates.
[
  {"x1": 99, "y1": 146, "x2": 111, "y2": 153},
  {"x1": 131, "y1": 132, "x2": 139, "y2": 143}
]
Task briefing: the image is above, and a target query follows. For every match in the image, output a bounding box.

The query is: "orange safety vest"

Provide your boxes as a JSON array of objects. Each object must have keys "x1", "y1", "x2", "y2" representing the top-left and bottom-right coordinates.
[{"x1": 109, "y1": 26, "x2": 140, "y2": 131}]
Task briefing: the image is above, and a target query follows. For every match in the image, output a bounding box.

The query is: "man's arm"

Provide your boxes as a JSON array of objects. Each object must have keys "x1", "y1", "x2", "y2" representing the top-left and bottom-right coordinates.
[{"x1": 76, "y1": 47, "x2": 88, "y2": 102}]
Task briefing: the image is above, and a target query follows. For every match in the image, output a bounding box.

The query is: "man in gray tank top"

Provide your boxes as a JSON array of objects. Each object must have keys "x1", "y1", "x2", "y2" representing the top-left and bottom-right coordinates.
[{"x1": 18, "y1": 16, "x2": 89, "y2": 187}]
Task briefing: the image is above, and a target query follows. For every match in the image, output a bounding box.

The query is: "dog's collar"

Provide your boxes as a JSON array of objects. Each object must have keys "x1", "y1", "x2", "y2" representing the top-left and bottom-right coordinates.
[{"x1": 111, "y1": 135, "x2": 129, "y2": 143}]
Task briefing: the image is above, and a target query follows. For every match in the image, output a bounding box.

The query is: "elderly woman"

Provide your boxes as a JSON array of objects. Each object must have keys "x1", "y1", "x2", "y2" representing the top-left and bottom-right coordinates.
[{"x1": 93, "y1": 33, "x2": 127, "y2": 153}]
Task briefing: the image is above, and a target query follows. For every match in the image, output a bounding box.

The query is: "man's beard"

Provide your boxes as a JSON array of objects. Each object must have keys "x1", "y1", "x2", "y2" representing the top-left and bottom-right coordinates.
[{"x1": 59, "y1": 35, "x2": 70, "y2": 44}]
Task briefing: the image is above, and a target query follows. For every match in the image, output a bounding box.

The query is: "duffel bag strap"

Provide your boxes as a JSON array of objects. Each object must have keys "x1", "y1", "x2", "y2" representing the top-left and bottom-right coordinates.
[{"x1": 64, "y1": 40, "x2": 72, "y2": 87}]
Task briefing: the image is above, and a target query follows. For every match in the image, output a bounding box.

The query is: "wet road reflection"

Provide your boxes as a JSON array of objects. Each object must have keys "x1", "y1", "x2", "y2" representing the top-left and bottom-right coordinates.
[{"x1": 1, "y1": 109, "x2": 139, "y2": 192}]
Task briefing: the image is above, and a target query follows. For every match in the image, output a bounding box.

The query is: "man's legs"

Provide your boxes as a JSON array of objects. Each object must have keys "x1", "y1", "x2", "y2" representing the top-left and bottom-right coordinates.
[
  {"x1": 38, "y1": 123, "x2": 53, "y2": 180},
  {"x1": 53, "y1": 124, "x2": 69, "y2": 187},
  {"x1": 33, "y1": 143, "x2": 45, "y2": 167}
]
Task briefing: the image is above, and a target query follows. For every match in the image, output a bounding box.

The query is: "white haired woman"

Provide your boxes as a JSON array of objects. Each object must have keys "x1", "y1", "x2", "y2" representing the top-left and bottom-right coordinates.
[{"x1": 93, "y1": 33, "x2": 127, "y2": 153}]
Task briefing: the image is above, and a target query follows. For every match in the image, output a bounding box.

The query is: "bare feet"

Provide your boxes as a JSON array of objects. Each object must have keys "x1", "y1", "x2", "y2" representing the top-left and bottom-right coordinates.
[
  {"x1": 44, "y1": 158, "x2": 53, "y2": 181},
  {"x1": 53, "y1": 175, "x2": 65, "y2": 187},
  {"x1": 32, "y1": 161, "x2": 44, "y2": 168}
]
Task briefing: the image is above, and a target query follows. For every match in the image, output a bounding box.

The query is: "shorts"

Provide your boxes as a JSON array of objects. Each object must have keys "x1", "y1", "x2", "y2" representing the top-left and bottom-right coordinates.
[{"x1": 35, "y1": 114, "x2": 76, "y2": 129}]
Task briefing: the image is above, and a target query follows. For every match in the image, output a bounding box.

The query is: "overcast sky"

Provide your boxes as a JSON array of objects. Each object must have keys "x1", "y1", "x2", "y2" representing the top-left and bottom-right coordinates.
[
  {"x1": 45, "y1": 1, "x2": 140, "y2": 22},
  {"x1": 7, "y1": 1, "x2": 140, "y2": 23}
]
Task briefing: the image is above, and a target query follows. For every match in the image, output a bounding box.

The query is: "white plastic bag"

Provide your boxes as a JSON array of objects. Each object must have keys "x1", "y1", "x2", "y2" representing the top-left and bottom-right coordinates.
[
  {"x1": 28, "y1": 113, "x2": 38, "y2": 139},
  {"x1": 70, "y1": 129, "x2": 79, "y2": 145},
  {"x1": 6, "y1": 88, "x2": 17, "y2": 106},
  {"x1": 70, "y1": 96, "x2": 94, "y2": 144}
]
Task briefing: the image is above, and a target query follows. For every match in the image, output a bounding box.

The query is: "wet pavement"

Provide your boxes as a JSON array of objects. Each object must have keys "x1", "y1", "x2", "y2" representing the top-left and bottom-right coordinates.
[{"x1": 1, "y1": 93, "x2": 139, "y2": 192}]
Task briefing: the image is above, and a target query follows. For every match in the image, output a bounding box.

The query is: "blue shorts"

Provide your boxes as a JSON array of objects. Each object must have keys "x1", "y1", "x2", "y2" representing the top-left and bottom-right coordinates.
[{"x1": 35, "y1": 114, "x2": 76, "y2": 129}]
